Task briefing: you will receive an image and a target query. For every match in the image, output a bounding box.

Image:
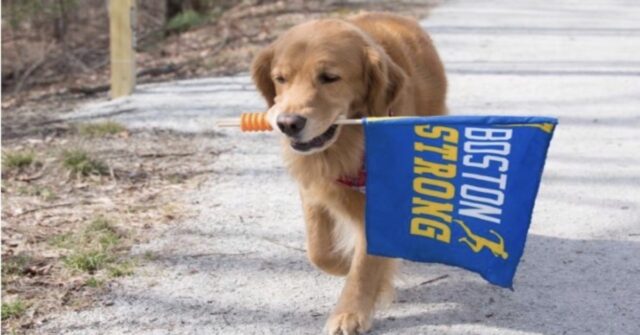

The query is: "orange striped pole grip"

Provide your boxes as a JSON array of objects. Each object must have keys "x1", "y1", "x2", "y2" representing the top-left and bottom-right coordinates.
[
  {"x1": 216, "y1": 113, "x2": 361, "y2": 131},
  {"x1": 240, "y1": 112, "x2": 273, "y2": 132}
]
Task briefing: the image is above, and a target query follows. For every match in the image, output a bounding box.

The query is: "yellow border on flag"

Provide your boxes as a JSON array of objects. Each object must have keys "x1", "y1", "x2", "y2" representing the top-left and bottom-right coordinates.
[
  {"x1": 365, "y1": 116, "x2": 409, "y2": 123},
  {"x1": 498, "y1": 123, "x2": 555, "y2": 133},
  {"x1": 363, "y1": 117, "x2": 555, "y2": 134}
]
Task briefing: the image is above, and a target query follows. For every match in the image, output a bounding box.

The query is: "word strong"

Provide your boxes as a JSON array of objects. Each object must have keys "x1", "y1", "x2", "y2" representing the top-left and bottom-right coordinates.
[{"x1": 411, "y1": 125, "x2": 459, "y2": 243}]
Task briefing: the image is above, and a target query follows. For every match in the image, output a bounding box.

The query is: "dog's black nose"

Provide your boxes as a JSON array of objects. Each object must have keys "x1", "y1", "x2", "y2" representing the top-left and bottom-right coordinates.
[{"x1": 276, "y1": 114, "x2": 307, "y2": 137}]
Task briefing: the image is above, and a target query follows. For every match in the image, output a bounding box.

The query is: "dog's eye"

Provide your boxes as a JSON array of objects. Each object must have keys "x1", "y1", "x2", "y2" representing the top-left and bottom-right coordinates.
[
  {"x1": 274, "y1": 75, "x2": 286, "y2": 84},
  {"x1": 318, "y1": 73, "x2": 341, "y2": 84}
]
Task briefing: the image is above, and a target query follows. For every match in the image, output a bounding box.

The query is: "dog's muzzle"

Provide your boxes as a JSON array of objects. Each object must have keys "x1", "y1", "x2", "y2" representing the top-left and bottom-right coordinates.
[{"x1": 290, "y1": 125, "x2": 338, "y2": 152}]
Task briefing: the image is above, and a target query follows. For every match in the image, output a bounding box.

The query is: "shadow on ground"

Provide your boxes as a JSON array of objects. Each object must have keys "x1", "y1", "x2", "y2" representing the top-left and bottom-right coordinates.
[
  {"x1": 70, "y1": 233, "x2": 638, "y2": 335},
  {"x1": 378, "y1": 234, "x2": 639, "y2": 334}
]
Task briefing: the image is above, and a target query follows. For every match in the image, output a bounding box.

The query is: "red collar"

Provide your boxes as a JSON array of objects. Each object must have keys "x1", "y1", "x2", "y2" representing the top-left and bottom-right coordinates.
[
  {"x1": 336, "y1": 165, "x2": 367, "y2": 192},
  {"x1": 336, "y1": 110, "x2": 394, "y2": 192}
]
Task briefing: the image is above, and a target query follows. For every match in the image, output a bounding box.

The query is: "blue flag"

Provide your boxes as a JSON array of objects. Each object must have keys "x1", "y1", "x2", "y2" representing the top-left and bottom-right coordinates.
[{"x1": 364, "y1": 116, "x2": 557, "y2": 288}]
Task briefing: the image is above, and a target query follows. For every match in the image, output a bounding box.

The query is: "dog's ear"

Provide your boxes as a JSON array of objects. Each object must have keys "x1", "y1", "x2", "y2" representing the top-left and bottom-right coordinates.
[
  {"x1": 364, "y1": 46, "x2": 407, "y2": 116},
  {"x1": 251, "y1": 45, "x2": 276, "y2": 107}
]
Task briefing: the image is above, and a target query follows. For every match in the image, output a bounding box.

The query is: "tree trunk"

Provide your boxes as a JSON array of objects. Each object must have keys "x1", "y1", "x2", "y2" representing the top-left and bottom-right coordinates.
[{"x1": 54, "y1": 0, "x2": 69, "y2": 43}]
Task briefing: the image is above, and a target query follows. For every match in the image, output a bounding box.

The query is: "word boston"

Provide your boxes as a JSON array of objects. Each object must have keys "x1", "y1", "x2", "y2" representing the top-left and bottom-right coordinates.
[{"x1": 364, "y1": 115, "x2": 557, "y2": 288}]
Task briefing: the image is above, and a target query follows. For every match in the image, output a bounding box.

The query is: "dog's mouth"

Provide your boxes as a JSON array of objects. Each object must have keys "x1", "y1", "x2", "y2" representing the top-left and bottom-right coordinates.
[{"x1": 290, "y1": 125, "x2": 339, "y2": 153}]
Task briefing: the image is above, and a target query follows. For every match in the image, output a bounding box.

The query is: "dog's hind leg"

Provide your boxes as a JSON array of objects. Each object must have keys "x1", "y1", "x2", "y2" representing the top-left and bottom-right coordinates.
[{"x1": 303, "y1": 199, "x2": 351, "y2": 276}]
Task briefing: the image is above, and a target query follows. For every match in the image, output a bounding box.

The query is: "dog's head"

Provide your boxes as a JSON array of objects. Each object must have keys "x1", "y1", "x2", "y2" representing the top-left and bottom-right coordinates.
[{"x1": 251, "y1": 19, "x2": 406, "y2": 155}]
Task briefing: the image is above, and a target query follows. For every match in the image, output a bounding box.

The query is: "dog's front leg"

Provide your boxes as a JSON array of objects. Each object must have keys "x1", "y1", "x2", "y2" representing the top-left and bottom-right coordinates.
[
  {"x1": 325, "y1": 193, "x2": 396, "y2": 335},
  {"x1": 302, "y1": 194, "x2": 351, "y2": 276},
  {"x1": 326, "y1": 236, "x2": 395, "y2": 334}
]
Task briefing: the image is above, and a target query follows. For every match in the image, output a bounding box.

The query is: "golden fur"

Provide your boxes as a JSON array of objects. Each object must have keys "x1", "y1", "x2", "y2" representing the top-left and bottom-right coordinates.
[{"x1": 251, "y1": 12, "x2": 447, "y2": 334}]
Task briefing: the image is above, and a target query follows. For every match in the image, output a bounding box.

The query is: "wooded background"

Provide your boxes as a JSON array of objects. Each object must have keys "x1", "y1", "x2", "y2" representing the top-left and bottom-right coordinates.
[
  {"x1": 2, "y1": 0, "x2": 239, "y2": 98},
  {"x1": 1, "y1": 0, "x2": 426, "y2": 107}
]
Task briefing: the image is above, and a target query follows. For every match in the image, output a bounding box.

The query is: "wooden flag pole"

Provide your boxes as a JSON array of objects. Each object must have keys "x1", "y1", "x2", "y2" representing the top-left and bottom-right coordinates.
[{"x1": 109, "y1": 0, "x2": 137, "y2": 98}]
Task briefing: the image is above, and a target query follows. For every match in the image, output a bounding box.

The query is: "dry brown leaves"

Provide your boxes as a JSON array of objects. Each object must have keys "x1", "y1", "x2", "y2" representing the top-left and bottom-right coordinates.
[{"x1": 1, "y1": 126, "x2": 221, "y2": 333}]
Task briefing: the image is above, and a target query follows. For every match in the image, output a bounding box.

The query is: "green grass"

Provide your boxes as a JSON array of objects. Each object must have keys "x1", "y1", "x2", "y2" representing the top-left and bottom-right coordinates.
[
  {"x1": 76, "y1": 121, "x2": 126, "y2": 137},
  {"x1": 48, "y1": 232, "x2": 73, "y2": 249},
  {"x1": 108, "y1": 260, "x2": 135, "y2": 277},
  {"x1": 64, "y1": 250, "x2": 109, "y2": 273},
  {"x1": 86, "y1": 217, "x2": 115, "y2": 233},
  {"x1": 54, "y1": 217, "x2": 134, "y2": 277},
  {"x1": 166, "y1": 173, "x2": 187, "y2": 184},
  {"x1": 1, "y1": 254, "x2": 31, "y2": 276},
  {"x1": 1, "y1": 301, "x2": 26, "y2": 320},
  {"x1": 61, "y1": 149, "x2": 108, "y2": 176},
  {"x1": 167, "y1": 10, "x2": 205, "y2": 33},
  {"x1": 2, "y1": 151, "x2": 35, "y2": 170},
  {"x1": 85, "y1": 277, "x2": 103, "y2": 288},
  {"x1": 17, "y1": 185, "x2": 57, "y2": 201},
  {"x1": 142, "y1": 251, "x2": 158, "y2": 261},
  {"x1": 86, "y1": 217, "x2": 121, "y2": 249}
]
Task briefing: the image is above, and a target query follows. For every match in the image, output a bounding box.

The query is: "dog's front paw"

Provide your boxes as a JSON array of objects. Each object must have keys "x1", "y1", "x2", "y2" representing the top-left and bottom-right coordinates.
[{"x1": 326, "y1": 312, "x2": 371, "y2": 335}]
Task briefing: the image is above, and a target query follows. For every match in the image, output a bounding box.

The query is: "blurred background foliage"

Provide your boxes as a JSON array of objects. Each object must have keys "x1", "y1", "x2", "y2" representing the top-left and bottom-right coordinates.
[
  {"x1": 1, "y1": 0, "x2": 427, "y2": 108},
  {"x1": 1, "y1": 0, "x2": 234, "y2": 98}
]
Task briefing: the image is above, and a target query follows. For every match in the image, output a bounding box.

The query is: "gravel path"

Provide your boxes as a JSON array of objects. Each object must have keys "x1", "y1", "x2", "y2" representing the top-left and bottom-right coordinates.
[{"x1": 43, "y1": 0, "x2": 640, "y2": 334}]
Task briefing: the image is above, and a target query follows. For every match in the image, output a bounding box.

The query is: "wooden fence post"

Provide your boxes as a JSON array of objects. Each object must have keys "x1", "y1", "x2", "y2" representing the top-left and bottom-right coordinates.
[{"x1": 109, "y1": 0, "x2": 137, "y2": 98}]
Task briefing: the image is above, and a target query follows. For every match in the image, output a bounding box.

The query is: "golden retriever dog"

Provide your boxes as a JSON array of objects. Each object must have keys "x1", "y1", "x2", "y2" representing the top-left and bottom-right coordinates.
[{"x1": 251, "y1": 12, "x2": 446, "y2": 334}]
